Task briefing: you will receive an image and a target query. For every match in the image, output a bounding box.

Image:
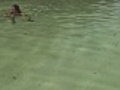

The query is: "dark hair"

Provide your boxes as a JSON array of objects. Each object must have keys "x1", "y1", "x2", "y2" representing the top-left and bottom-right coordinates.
[{"x1": 12, "y1": 4, "x2": 22, "y2": 13}]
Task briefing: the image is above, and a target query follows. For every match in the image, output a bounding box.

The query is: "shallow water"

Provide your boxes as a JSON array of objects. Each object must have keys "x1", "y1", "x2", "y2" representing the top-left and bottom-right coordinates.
[{"x1": 0, "y1": 0, "x2": 120, "y2": 90}]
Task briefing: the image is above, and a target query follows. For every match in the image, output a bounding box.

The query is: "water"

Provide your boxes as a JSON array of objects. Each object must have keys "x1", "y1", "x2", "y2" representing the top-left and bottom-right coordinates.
[{"x1": 0, "y1": 0, "x2": 120, "y2": 90}]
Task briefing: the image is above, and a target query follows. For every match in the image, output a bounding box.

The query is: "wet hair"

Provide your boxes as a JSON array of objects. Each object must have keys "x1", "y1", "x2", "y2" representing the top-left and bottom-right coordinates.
[{"x1": 12, "y1": 4, "x2": 22, "y2": 13}]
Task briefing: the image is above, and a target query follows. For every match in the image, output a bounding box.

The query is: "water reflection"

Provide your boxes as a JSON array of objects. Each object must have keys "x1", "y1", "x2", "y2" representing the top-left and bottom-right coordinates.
[{"x1": 52, "y1": 0, "x2": 120, "y2": 55}]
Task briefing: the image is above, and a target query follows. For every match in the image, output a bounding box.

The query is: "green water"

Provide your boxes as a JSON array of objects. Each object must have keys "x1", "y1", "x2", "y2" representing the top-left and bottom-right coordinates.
[{"x1": 0, "y1": 0, "x2": 120, "y2": 90}]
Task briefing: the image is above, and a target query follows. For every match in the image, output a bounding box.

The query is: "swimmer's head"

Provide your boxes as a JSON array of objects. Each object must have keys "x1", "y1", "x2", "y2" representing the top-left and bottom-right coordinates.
[{"x1": 12, "y1": 4, "x2": 22, "y2": 13}]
